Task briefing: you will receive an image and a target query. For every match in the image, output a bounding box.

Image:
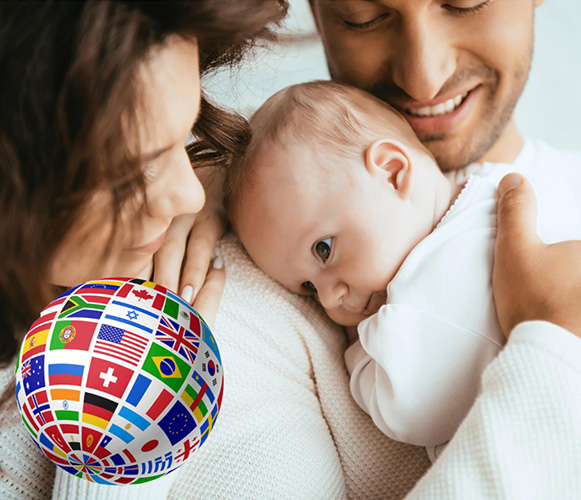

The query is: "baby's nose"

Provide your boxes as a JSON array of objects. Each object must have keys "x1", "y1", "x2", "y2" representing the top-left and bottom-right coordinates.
[{"x1": 317, "y1": 280, "x2": 347, "y2": 309}]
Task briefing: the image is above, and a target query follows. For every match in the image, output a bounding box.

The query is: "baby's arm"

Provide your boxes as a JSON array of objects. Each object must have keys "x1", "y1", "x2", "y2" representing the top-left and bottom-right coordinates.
[{"x1": 345, "y1": 303, "x2": 502, "y2": 448}]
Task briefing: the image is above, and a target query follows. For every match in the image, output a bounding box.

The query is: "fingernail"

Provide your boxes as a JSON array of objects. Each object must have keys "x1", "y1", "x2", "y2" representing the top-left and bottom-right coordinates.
[
  {"x1": 212, "y1": 255, "x2": 224, "y2": 270},
  {"x1": 181, "y1": 285, "x2": 193, "y2": 304},
  {"x1": 498, "y1": 174, "x2": 522, "y2": 198}
]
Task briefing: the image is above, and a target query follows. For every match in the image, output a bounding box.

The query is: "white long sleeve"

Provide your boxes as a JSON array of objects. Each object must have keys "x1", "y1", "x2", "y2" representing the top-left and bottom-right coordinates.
[
  {"x1": 407, "y1": 320, "x2": 581, "y2": 498},
  {"x1": 345, "y1": 304, "x2": 502, "y2": 447}
]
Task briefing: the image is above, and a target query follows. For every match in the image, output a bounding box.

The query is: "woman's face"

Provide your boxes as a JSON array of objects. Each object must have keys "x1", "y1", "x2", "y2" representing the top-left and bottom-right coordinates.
[{"x1": 50, "y1": 37, "x2": 204, "y2": 287}]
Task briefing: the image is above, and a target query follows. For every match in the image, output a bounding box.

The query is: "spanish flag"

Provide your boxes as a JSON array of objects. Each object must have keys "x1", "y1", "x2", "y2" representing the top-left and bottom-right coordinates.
[{"x1": 21, "y1": 328, "x2": 50, "y2": 363}]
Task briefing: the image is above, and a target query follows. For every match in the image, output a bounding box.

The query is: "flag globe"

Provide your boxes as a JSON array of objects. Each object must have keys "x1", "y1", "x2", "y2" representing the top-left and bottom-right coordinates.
[{"x1": 15, "y1": 277, "x2": 224, "y2": 485}]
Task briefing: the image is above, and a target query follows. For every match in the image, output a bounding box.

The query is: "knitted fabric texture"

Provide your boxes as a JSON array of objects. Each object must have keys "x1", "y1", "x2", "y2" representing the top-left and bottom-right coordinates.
[{"x1": 20, "y1": 235, "x2": 430, "y2": 499}]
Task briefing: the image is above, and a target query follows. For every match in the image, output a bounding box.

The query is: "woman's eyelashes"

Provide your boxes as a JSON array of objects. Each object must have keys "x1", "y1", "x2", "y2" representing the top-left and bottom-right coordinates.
[{"x1": 313, "y1": 237, "x2": 333, "y2": 263}]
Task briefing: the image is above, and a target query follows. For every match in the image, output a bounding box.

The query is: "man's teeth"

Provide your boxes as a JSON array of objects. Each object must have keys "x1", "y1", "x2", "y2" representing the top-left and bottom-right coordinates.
[{"x1": 406, "y1": 92, "x2": 468, "y2": 117}]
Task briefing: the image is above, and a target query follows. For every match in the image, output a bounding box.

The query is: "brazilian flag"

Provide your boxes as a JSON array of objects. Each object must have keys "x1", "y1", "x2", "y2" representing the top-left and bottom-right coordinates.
[{"x1": 141, "y1": 343, "x2": 190, "y2": 393}]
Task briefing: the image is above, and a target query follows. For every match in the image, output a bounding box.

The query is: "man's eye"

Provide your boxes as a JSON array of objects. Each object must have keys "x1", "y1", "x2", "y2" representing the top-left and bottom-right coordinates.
[
  {"x1": 343, "y1": 13, "x2": 390, "y2": 31},
  {"x1": 314, "y1": 237, "x2": 333, "y2": 263},
  {"x1": 443, "y1": 0, "x2": 490, "y2": 15},
  {"x1": 302, "y1": 281, "x2": 317, "y2": 294}
]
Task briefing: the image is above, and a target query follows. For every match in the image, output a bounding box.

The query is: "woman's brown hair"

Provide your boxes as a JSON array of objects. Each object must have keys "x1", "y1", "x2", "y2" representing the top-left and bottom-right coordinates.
[{"x1": 0, "y1": 0, "x2": 287, "y2": 370}]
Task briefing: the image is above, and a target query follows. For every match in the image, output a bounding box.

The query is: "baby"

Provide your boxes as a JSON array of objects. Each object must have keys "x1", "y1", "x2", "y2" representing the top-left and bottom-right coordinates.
[{"x1": 223, "y1": 80, "x2": 581, "y2": 459}]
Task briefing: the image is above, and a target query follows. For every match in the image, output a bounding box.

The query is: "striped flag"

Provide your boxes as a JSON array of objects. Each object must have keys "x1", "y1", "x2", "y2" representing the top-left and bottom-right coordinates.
[
  {"x1": 93, "y1": 324, "x2": 148, "y2": 367},
  {"x1": 83, "y1": 392, "x2": 118, "y2": 430},
  {"x1": 48, "y1": 363, "x2": 84, "y2": 387},
  {"x1": 21, "y1": 327, "x2": 50, "y2": 363},
  {"x1": 104, "y1": 299, "x2": 159, "y2": 334}
]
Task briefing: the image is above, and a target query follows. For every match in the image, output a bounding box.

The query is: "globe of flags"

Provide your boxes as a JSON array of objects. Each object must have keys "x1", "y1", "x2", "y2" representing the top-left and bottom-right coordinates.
[{"x1": 15, "y1": 277, "x2": 223, "y2": 485}]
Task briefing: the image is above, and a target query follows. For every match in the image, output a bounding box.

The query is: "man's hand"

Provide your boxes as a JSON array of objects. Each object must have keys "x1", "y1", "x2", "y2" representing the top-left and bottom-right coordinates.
[{"x1": 493, "y1": 173, "x2": 581, "y2": 339}]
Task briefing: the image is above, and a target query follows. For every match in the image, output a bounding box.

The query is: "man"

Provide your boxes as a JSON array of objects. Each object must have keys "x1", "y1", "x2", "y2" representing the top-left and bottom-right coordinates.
[
  {"x1": 308, "y1": 0, "x2": 581, "y2": 496},
  {"x1": 309, "y1": 0, "x2": 540, "y2": 171}
]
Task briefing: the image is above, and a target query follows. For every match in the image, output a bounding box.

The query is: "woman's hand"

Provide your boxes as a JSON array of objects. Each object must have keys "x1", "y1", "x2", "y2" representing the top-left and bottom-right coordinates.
[
  {"x1": 153, "y1": 166, "x2": 227, "y2": 329},
  {"x1": 493, "y1": 173, "x2": 581, "y2": 339}
]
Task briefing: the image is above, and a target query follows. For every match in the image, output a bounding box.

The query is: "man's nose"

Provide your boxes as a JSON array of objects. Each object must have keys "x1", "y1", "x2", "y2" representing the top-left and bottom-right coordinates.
[{"x1": 390, "y1": 16, "x2": 456, "y2": 102}]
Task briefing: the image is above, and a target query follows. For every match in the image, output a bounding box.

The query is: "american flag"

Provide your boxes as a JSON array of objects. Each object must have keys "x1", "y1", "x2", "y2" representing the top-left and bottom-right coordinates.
[{"x1": 93, "y1": 324, "x2": 148, "y2": 366}]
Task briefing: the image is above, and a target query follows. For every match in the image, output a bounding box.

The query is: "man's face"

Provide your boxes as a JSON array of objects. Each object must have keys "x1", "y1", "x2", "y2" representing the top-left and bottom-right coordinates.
[{"x1": 310, "y1": 0, "x2": 541, "y2": 171}]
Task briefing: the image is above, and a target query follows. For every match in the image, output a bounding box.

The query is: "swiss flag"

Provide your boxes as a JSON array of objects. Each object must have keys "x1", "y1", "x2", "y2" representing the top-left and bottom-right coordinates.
[{"x1": 86, "y1": 357, "x2": 133, "y2": 399}]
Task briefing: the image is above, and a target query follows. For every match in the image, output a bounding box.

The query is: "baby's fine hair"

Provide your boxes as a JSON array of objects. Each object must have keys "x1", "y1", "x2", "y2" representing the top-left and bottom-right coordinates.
[{"x1": 224, "y1": 80, "x2": 421, "y2": 224}]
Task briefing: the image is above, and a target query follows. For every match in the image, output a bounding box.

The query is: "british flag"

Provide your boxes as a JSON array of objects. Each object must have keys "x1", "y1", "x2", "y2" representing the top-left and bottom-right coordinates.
[{"x1": 154, "y1": 316, "x2": 199, "y2": 363}]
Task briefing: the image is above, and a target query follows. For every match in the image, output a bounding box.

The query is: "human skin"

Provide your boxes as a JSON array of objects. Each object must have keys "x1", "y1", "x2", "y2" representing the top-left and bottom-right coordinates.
[
  {"x1": 494, "y1": 174, "x2": 581, "y2": 339},
  {"x1": 236, "y1": 138, "x2": 460, "y2": 326},
  {"x1": 309, "y1": 0, "x2": 544, "y2": 171},
  {"x1": 48, "y1": 36, "x2": 225, "y2": 325}
]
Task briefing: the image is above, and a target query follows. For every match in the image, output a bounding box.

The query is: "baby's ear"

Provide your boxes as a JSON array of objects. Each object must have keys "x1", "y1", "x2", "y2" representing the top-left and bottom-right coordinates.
[{"x1": 365, "y1": 139, "x2": 413, "y2": 199}]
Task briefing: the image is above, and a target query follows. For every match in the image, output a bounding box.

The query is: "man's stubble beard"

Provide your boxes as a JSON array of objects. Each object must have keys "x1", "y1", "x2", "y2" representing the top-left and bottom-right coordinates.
[{"x1": 328, "y1": 34, "x2": 534, "y2": 172}]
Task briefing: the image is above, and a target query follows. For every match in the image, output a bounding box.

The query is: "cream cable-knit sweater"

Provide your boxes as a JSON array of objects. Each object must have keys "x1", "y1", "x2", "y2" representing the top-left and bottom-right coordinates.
[
  {"x1": 3, "y1": 139, "x2": 581, "y2": 498},
  {"x1": 4, "y1": 236, "x2": 581, "y2": 499},
  {"x1": 1, "y1": 236, "x2": 430, "y2": 500}
]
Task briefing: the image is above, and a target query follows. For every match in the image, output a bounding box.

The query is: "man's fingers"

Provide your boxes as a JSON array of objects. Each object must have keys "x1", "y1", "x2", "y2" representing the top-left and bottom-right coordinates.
[
  {"x1": 496, "y1": 173, "x2": 540, "y2": 249},
  {"x1": 191, "y1": 263, "x2": 226, "y2": 331}
]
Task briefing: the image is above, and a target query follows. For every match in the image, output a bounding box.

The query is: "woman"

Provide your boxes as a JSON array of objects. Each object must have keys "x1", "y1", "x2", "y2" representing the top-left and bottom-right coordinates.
[
  {"x1": 2, "y1": 1, "x2": 581, "y2": 499},
  {"x1": 0, "y1": 1, "x2": 286, "y2": 496}
]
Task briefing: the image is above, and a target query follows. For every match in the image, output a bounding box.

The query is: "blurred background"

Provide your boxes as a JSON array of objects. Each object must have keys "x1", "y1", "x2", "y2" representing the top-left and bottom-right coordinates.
[{"x1": 205, "y1": 0, "x2": 581, "y2": 152}]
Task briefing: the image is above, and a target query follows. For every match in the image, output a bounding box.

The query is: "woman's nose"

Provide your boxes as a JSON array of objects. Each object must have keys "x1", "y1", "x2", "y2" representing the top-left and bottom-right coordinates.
[{"x1": 149, "y1": 147, "x2": 205, "y2": 218}]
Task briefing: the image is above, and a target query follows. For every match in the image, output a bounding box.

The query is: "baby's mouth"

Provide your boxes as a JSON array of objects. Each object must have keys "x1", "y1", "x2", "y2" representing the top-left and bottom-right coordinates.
[{"x1": 363, "y1": 291, "x2": 387, "y2": 316}]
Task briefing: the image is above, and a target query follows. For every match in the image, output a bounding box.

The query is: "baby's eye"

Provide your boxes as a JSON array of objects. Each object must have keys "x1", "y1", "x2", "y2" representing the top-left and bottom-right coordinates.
[
  {"x1": 314, "y1": 237, "x2": 333, "y2": 263},
  {"x1": 302, "y1": 281, "x2": 317, "y2": 294}
]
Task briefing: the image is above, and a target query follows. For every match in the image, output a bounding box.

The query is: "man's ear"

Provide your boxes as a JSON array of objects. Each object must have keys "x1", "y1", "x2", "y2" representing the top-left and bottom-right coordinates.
[{"x1": 365, "y1": 139, "x2": 413, "y2": 199}]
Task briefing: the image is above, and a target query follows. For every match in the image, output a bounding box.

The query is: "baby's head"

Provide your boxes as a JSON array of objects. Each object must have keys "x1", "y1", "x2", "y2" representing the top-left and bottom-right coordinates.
[{"x1": 225, "y1": 81, "x2": 456, "y2": 326}]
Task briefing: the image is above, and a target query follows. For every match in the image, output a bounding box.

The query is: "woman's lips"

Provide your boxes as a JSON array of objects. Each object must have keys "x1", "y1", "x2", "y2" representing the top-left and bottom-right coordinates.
[
  {"x1": 398, "y1": 85, "x2": 482, "y2": 136},
  {"x1": 133, "y1": 231, "x2": 167, "y2": 254}
]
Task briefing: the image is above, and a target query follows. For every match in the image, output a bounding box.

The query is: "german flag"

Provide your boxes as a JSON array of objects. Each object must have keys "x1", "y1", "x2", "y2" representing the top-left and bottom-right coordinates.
[{"x1": 82, "y1": 392, "x2": 118, "y2": 430}]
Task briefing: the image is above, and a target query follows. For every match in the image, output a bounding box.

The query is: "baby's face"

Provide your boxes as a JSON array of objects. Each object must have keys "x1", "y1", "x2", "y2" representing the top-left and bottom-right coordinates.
[{"x1": 236, "y1": 144, "x2": 427, "y2": 326}]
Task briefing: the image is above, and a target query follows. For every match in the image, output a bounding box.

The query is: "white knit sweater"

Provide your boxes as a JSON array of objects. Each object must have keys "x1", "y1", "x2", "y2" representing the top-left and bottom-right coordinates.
[
  {"x1": 1, "y1": 235, "x2": 430, "y2": 500},
  {"x1": 3, "y1": 234, "x2": 581, "y2": 499},
  {"x1": 3, "y1": 140, "x2": 581, "y2": 498}
]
